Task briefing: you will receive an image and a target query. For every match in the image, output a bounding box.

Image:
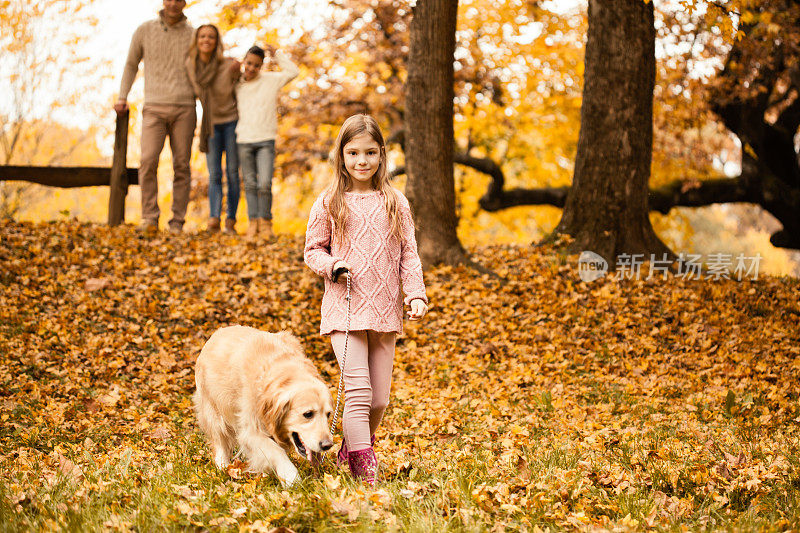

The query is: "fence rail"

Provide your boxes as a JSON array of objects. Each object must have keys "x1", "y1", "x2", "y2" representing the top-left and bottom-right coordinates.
[
  {"x1": 0, "y1": 110, "x2": 136, "y2": 225},
  {"x1": 0, "y1": 165, "x2": 137, "y2": 187}
]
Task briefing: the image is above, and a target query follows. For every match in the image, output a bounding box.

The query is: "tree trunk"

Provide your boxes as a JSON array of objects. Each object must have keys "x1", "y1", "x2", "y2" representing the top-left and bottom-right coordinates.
[
  {"x1": 550, "y1": 0, "x2": 672, "y2": 264},
  {"x1": 405, "y1": 0, "x2": 467, "y2": 267}
]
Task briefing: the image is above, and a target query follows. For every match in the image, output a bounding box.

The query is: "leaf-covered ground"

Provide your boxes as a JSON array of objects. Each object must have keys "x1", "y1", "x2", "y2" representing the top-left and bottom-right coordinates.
[{"x1": 1, "y1": 221, "x2": 798, "y2": 532}]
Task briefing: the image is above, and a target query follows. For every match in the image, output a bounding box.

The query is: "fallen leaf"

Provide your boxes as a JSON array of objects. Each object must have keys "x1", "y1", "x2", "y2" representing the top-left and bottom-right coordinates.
[{"x1": 84, "y1": 277, "x2": 109, "y2": 291}]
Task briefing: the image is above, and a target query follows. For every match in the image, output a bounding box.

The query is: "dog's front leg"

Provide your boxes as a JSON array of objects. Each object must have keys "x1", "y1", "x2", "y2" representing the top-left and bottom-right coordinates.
[
  {"x1": 237, "y1": 426, "x2": 299, "y2": 486},
  {"x1": 273, "y1": 449, "x2": 300, "y2": 487},
  {"x1": 255, "y1": 439, "x2": 298, "y2": 487}
]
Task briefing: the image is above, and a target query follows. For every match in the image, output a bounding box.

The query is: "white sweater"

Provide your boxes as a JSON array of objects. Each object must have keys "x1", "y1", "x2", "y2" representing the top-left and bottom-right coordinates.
[{"x1": 234, "y1": 51, "x2": 299, "y2": 144}]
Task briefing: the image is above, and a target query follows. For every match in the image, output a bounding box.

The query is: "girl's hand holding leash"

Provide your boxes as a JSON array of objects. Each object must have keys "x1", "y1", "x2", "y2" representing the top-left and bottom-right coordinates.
[
  {"x1": 332, "y1": 260, "x2": 351, "y2": 283},
  {"x1": 408, "y1": 298, "x2": 428, "y2": 321}
]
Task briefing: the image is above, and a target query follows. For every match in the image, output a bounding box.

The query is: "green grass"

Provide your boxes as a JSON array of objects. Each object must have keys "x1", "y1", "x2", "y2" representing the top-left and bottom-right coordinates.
[
  {"x1": 2, "y1": 221, "x2": 800, "y2": 531},
  {"x1": 2, "y1": 400, "x2": 800, "y2": 531}
]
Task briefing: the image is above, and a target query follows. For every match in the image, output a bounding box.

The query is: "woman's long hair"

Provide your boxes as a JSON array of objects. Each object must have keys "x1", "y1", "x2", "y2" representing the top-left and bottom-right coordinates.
[
  {"x1": 188, "y1": 24, "x2": 224, "y2": 63},
  {"x1": 327, "y1": 114, "x2": 402, "y2": 246}
]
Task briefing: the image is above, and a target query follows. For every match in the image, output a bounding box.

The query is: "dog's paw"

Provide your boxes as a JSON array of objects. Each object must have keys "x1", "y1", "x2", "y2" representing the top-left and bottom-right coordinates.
[
  {"x1": 276, "y1": 462, "x2": 299, "y2": 487},
  {"x1": 214, "y1": 451, "x2": 230, "y2": 469}
]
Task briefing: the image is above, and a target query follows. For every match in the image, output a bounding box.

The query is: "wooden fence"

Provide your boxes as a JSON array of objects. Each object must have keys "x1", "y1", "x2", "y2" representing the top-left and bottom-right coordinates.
[{"x1": 0, "y1": 110, "x2": 137, "y2": 225}]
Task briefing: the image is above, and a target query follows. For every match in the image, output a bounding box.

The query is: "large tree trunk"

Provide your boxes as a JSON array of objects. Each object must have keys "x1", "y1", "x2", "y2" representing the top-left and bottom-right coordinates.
[
  {"x1": 405, "y1": 0, "x2": 467, "y2": 267},
  {"x1": 551, "y1": 0, "x2": 672, "y2": 264}
]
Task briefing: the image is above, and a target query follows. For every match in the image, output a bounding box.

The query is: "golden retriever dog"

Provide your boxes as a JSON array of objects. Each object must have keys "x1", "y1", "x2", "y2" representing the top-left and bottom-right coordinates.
[{"x1": 194, "y1": 326, "x2": 333, "y2": 486}]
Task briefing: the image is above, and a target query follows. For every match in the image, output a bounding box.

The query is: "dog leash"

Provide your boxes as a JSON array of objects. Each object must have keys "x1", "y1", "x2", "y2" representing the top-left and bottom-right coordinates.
[{"x1": 329, "y1": 268, "x2": 351, "y2": 436}]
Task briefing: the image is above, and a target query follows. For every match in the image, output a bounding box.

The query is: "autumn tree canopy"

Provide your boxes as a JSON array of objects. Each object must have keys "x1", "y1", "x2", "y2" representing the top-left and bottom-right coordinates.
[
  {"x1": 0, "y1": 0, "x2": 107, "y2": 218},
  {"x1": 1, "y1": 0, "x2": 797, "y2": 271},
  {"x1": 474, "y1": 0, "x2": 800, "y2": 254}
]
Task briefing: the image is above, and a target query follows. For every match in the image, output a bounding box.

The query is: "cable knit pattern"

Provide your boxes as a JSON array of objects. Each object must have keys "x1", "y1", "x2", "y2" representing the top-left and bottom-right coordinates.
[
  {"x1": 119, "y1": 12, "x2": 194, "y2": 106},
  {"x1": 304, "y1": 189, "x2": 427, "y2": 335}
]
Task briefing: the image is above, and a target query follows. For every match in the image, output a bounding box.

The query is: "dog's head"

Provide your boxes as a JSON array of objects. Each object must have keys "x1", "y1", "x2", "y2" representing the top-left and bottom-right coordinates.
[
  {"x1": 262, "y1": 378, "x2": 333, "y2": 460},
  {"x1": 284, "y1": 379, "x2": 334, "y2": 460},
  {"x1": 259, "y1": 355, "x2": 334, "y2": 459}
]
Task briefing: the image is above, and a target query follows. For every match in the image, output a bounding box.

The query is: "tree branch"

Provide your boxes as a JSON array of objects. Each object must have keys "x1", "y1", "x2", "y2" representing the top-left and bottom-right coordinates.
[
  {"x1": 390, "y1": 151, "x2": 568, "y2": 210},
  {"x1": 389, "y1": 136, "x2": 756, "y2": 213},
  {"x1": 477, "y1": 174, "x2": 760, "y2": 215},
  {"x1": 395, "y1": 142, "x2": 800, "y2": 248},
  {"x1": 479, "y1": 186, "x2": 569, "y2": 211},
  {"x1": 648, "y1": 174, "x2": 757, "y2": 214}
]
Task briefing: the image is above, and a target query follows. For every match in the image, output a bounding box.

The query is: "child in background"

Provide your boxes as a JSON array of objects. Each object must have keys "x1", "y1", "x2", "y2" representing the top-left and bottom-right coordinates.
[
  {"x1": 304, "y1": 114, "x2": 429, "y2": 485},
  {"x1": 235, "y1": 44, "x2": 299, "y2": 239}
]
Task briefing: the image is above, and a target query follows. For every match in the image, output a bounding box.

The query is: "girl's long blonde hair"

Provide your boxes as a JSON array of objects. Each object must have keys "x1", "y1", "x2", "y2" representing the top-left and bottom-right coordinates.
[{"x1": 327, "y1": 114, "x2": 402, "y2": 245}]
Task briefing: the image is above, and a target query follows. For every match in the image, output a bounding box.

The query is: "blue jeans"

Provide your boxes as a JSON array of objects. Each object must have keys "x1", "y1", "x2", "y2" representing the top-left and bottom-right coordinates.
[
  {"x1": 238, "y1": 139, "x2": 275, "y2": 220},
  {"x1": 206, "y1": 119, "x2": 240, "y2": 220}
]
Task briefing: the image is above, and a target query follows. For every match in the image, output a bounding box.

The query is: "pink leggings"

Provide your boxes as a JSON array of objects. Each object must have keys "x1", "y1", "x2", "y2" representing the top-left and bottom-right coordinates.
[{"x1": 330, "y1": 330, "x2": 396, "y2": 451}]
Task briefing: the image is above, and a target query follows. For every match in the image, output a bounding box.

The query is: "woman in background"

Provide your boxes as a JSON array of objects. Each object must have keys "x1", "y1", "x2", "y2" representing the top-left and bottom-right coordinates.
[{"x1": 186, "y1": 24, "x2": 241, "y2": 234}]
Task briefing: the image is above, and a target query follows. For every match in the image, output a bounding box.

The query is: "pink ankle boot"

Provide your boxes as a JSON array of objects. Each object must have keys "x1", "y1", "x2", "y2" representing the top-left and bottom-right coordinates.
[
  {"x1": 348, "y1": 447, "x2": 378, "y2": 485},
  {"x1": 336, "y1": 435, "x2": 374, "y2": 467}
]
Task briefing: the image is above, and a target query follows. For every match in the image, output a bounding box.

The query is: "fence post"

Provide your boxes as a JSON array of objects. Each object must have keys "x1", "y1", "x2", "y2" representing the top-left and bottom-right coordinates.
[{"x1": 108, "y1": 109, "x2": 130, "y2": 226}]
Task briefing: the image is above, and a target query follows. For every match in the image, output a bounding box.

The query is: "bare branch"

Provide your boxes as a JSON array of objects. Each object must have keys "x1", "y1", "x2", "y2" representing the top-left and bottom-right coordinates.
[{"x1": 648, "y1": 174, "x2": 756, "y2": 214}]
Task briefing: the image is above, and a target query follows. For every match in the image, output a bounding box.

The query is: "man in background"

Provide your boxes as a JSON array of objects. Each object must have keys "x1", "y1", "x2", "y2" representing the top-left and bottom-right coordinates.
[{"x1": 114, "y1": 0, "x2": 195, "y2": 233}]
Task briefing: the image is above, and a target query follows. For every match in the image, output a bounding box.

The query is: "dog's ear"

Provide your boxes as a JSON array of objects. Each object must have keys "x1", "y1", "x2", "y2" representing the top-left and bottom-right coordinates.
[{"x1": 260, "y1": 390, "x2": 292, "y2": 445}]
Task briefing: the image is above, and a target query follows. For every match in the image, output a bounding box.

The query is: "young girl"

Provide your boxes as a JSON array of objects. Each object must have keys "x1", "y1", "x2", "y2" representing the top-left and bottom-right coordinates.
[
  {"x1": 186, "y1": 24, "x2": 241, "y2": 234},
  {"x1": 304, "y1": 114, "x2": 428, "y2": 484},
  {"x1": 235, "y1": 44, "x2": 299, "y2": 239}
]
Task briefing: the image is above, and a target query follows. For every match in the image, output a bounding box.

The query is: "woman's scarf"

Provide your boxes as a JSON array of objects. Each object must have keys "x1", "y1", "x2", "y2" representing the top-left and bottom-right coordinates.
[{"x1": 186, "y1": 53, "x2": 219, "y2": 153}]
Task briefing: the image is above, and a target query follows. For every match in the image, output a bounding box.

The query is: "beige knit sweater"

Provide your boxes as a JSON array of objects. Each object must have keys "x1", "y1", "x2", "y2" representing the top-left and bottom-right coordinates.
[{"x1": 119, "y1": 11, "x2": 195, "y2": 107}]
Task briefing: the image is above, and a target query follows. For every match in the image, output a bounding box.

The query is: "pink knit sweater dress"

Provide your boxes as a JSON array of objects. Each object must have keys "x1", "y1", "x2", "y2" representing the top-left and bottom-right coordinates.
[{"x1": 304, "y1": 189, "x2": 428, "y2": 335}]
